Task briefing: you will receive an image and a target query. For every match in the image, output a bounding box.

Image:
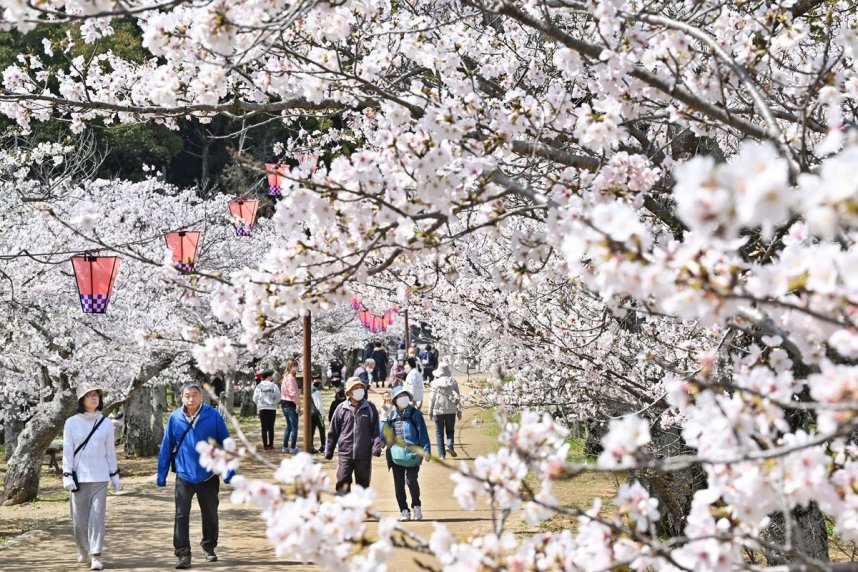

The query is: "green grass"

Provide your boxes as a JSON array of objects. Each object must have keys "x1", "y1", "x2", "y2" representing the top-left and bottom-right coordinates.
[{"x1": 566, "y1": 437, "x2": 593, "y2": 464}]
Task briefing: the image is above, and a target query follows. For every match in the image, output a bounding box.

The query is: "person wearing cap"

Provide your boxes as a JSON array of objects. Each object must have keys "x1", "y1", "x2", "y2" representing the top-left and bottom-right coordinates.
[
  {"x1": 383, "y1": 386, "x2": 431, "y2": 522},
  {"x1": 428, "y1": 360, "x2": 462, "y2": 459},
  {"x1": 252, "y1": 370, "x2": 279, "y2": 451},
  {"x1": 62, "y1": 384, "x2": 121, "y2": 571},
  {"x1": 157, "y1": 381, "x2": 232, "y2": 569},
  {"x1": 325, "y1": 377, "x2": 383, "y2": 494}
]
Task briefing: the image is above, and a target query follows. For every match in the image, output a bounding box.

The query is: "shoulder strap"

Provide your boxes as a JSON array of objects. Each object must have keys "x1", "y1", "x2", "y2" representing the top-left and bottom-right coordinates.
[
  {"x1": 172, "y1": 410, "x2": 200, "y2": 454},
  {"x1": 74, "y1": 416, "x2": 107, "y2": 457}
]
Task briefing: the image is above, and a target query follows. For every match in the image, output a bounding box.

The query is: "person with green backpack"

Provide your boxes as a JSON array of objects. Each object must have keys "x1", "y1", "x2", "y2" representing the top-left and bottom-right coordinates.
[{"x1": 383, "y1": 386, "x2": 431, "y2": 522}]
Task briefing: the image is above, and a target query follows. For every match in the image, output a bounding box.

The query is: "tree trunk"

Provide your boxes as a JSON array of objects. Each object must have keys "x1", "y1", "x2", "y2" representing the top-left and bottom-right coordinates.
[
  {"x1": 123, "y1": 385, "x2": 165, "y2": 457},
  {"x1": 763, "y1": 503, "x2": 829, "y2": 565},
  {"x1": 3, "y1": 403, "x2": 25, "y2": 462},
  {"x1": 634, "y1": 424, "x2": 707, "y2": 537},
  {"x1": 2, "y1": 382, "x2": 75, "y2": 505}
]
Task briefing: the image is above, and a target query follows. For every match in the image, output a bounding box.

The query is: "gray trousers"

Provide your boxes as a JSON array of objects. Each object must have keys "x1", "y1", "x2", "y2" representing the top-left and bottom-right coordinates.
[{"x1": 70, "y1": 481, "x2": 108, "y2": 556}]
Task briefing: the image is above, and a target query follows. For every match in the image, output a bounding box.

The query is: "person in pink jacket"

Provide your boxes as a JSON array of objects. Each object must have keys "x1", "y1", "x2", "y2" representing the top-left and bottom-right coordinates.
[{"x1": 280, "y1": 360, "x2": 302, "y2": 453}]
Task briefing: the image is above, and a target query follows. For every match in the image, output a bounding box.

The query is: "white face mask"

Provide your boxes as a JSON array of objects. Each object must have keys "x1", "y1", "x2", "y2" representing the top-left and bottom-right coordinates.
[
  {"x1": 396, "y1": 396, "x2": 410, "y2": 409},
  {"x1": 351, "y1": 388, "x2": 365, "y2": 401}
]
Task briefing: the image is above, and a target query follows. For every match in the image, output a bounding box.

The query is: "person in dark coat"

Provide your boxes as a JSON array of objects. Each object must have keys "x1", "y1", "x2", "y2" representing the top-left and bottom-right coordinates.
[
  {"x1": 325, "y1": 377, "x2": 382, "y2": 494},
  {"x1": 370, "y1": 341, "x2": 389, "y2": 388}
]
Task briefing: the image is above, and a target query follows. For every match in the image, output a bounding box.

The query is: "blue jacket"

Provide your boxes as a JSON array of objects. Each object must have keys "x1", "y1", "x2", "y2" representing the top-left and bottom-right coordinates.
[
  {"x1": 157, "y1": 404, "x2": 231, "y2": 486},
  {"x1": 383, "y1": 405, "x2": 431, "y2": 462}
]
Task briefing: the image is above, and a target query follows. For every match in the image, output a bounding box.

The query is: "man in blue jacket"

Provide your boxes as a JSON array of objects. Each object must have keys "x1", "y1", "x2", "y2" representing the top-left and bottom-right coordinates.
[{"x1": 157, "y1": 381, "x2": 231, "y2": 569}]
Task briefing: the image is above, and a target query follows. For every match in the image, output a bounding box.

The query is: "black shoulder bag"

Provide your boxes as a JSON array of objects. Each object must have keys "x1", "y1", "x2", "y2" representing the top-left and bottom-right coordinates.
[
  {"x1": 170, "y1": 412, "x2": 199, "y2": 473},
  {"x1": 64, "y1": 416, "x2": 107, "y2": 493}
]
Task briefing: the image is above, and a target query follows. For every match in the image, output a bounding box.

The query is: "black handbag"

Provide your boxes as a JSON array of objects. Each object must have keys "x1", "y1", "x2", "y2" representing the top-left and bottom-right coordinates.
[
  {"x1": 64, "y1": 416, "x2": 107, "y2": 493},
  {"x1": 170, "y1": 412, "x2": 199, "y2": 473}
]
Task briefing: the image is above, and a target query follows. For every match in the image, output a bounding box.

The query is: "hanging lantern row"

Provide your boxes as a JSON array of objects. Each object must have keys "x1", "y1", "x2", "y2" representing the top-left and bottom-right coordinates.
[
  {"x1": 351, "y1": 296, "x2": 400, "y2": 333},
  {"x1": 265, "y1": 163, "x2": 289, "y2": 198},
  {"x1": 358, "y1": 309, "x2": 399, "y2": 333},
  {"x1": 72, "y1": 254, "x2": 121, "y2": 314},
  {"x1": 72, "y1": 155, "x2": 312, "y2": 313}
]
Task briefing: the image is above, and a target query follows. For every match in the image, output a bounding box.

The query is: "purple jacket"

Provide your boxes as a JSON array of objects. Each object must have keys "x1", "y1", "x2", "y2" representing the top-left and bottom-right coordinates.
[{"x1": 326, "y1": 399, "x2": 382, "y2": 459}]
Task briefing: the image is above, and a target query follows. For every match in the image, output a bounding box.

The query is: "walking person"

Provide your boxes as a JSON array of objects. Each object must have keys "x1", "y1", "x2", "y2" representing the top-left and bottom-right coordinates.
[
  {"x1": 327, "y1": 357, "x2": 345, "y2": 388},
  {"x1": 280, "y1": 359, "x2": 301, "y2": 454},
  {"x1": 419, "y1": 344, "x2": 437, "y2": 382},
  {"x1": 62, "y1": 385, "x2": 121, "y2": 571},
  {"x1": 354, "y1": 358, "x2": 375, "y2": 388},
  {"x1": 389, "y1": 357, "x2": 406, "y2": 388},
  {"x1": 404, "y1": 357, "x2": 425, "y2": 410},
  {"x1": 370, "y1": 341, "x2": 389, "y2": 388},
  {"x1": 428, "y1": 361, "x2": 462, "y2": 459},
  {"x1": 157, "y1": 381, "x2": 232, "y2": 569},
  {"x1": 325, "y1": 377, "x2": 382, "y2": 494},
  {"x1": 252, "y1": 370, "x2": 279, "y2": 451},
  {"x1": 328, "y1": 386, "x2": 346, "y2": 422},
  {"x1": 383, "y1": 386, "x2": 431, "y2": 522},
  {"x1": 310, "y1": 377, "x2": 326, "y2": 453}
]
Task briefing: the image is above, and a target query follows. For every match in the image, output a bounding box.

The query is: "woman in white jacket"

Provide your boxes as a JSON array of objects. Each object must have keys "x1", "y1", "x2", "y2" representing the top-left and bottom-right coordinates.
[
  {"x1": 62, "y1": 384, "x2": 120, "y2": 571},
  {"x1": 405, "y1": 357, "x2": 424, "y2": 409},
  {"x1": 252, "y1": 370, "x2": 280, "y2": 451}
]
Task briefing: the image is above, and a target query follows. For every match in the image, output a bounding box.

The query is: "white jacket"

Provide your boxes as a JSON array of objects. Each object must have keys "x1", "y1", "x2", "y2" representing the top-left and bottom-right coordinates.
[
  {"x1": 253, "y1": 380, "x2": 280, "y2": 411},
  {"x1": 62, "y1": 413, "x2": 118, "y2": 483},
  {"x1": 405, "y1": 368, "x2": 424, "y2": 403}
]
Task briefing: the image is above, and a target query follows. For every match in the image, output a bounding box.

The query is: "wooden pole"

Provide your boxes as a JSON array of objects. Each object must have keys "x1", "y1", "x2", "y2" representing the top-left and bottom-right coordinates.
[
  {"x1": 404, "y1": 309, "x2": 410, "y2": 355},
  {"x1": 303, "y1": 312, "x2": 312, "y2": 452}
]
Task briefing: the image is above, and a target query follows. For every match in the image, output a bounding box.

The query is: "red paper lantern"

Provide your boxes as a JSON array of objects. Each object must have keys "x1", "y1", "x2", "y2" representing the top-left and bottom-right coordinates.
[
  {"x1": 164, "y1": 230, "x2": 201, "y2": 274},
  {"x1": 72, "y1": 254, "x2": 120, "y2": 314},
  {"x1": 228, "y1": 199, "x2": 259, "y2": 236},
  {"x1": 264, "y1": 163, "x2": 289, "y2": 197}
]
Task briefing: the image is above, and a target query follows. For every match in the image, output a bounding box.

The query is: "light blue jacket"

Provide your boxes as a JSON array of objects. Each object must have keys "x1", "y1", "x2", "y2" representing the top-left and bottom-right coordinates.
[
  {"x1": 157, "y1": 404, "x2": 231, "y2": 486},
  {"x1": 383, "y1": 405, "x2": 431, "y2": 456}
]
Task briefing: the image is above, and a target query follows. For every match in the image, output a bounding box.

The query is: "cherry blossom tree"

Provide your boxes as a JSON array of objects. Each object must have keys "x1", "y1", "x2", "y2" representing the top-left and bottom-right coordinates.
[{"x1": 3, "y1": 0, "x2": 858, "y2": 569}]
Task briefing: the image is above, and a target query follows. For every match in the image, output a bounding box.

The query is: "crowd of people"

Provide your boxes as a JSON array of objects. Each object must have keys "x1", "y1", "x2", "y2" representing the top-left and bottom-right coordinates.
[{"x1": 61, "y1": 342, "x2": 461, "y2": 569}]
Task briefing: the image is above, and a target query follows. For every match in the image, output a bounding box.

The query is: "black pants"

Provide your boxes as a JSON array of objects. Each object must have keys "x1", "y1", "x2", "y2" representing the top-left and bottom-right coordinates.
[
  {"x1": 174, "y1": 476, "x2": 219, "y2": 557},
  {"x1": 424, "y1": 368, "x2": 435, "y2": 382},
  {"x1": 391, "y1": 463, "x2": 421, "y2": 511},
  {"x1": 259, "y1": 409, "x2": 276, "y2": 447},
  {"x1": 310, "y1": 413, "x2": 325, "y2": 450},
  {"x1": 335, "y1": 456, "x2": 372, "y2": 494}
]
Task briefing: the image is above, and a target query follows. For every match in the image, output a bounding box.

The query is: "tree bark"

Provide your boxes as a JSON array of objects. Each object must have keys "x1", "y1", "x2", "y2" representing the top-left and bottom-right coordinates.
[
  {"x1": 3, "y1": 403, "x2": 25, "y2": 462},
  {"x1": 763, "y1": 503, "x2": 829, "y2": 565},
  {"x1": 2, "y1": 377, "x2": 75, "y2": 505},
  {"x1": 123, "y1": 385, "x2": 165, "y2": 457}
]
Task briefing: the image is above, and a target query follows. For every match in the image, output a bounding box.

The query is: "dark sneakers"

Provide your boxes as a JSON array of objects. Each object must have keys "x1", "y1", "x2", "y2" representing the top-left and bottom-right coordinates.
[
  {"x1": 204, "y1": 551, "x2": 218, "y2": 563},
  {"x1": 175, "y1": 554, "x2": 191, "y2": 569}
]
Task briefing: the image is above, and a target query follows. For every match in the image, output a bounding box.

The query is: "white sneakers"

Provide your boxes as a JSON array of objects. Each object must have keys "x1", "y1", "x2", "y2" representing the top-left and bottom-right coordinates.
[
  {"x1": 400, "y1": 507, "x2": 424, "y2": 521},
  {"x1": 77, "y1": 553, "x2": 87, "y2": 564},
  {"x1": 90, "y1": 556, "x2": 103, "y2": 570}
]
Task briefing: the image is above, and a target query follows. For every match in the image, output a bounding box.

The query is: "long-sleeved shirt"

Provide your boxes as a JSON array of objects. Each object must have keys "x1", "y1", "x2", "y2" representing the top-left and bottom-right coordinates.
[
  {"x1": 311, "y1": 387, "x2": 324, "y2": 417},
  {"x1": 253, "y1": 380, "x2": 280, "y2": 411},
  {"x1": 157, "y1": 404, "x2": 231, "y2": 486},
  {"x1": 281, "y1": 373, "x2": 299, "y2": 404},
  {"x1": 326, "y1": 399, "x2": 382, "y2": 459},
  {"x1": 405, "y1": 368, "x2": 424, "y2": 402},
  {"x1": 62, "y1": 413, "x2": 118, "y2": 483}
]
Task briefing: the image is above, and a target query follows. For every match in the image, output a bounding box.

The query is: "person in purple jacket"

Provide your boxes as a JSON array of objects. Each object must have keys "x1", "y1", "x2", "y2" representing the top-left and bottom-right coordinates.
[
  {"x1": 157, "y1": 381, "x2": 232, "y2": 569},
  {"x1": 325, "y1": 377, "x2": 382, "y2": 494}
]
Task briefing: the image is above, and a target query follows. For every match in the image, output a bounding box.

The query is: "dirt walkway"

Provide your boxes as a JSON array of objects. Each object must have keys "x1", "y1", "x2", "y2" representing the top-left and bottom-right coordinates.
[{"x1": 0, "y1": 386, "x2": 498, "y2": 570}]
